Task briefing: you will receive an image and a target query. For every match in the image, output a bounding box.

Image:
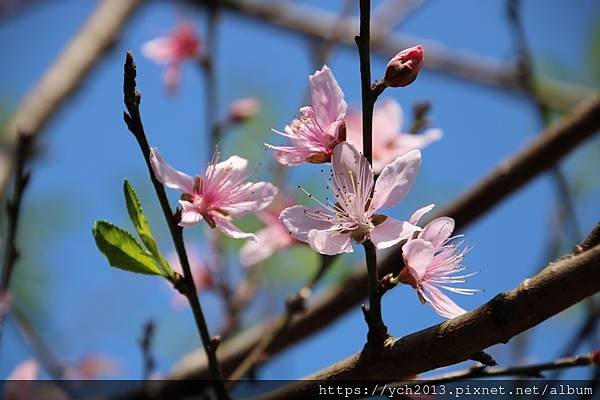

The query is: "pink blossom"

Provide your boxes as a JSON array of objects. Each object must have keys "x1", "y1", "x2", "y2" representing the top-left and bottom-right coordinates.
[
  {"x1": 141, "y1": 22, "x2": 201, "y2": 93},
  {"x1": 397, "y1": 210, "x2": 478, "y2": 319},
  {"x1": 266, "y1": 65, "x2": 347, "y2": 165},
  {"x1": 167, "y1": 246, "x2": 214, "y2": 309},
  {"x1": 228, "y1": 98, "x2": 262, "y2": 123},
  {"x1": 346, "y1": 99, "x2": 442, "y2": 173},
  {"x1": 6, "y1": 359, "x2": 39, "y2": 380},
  {"x1": 64, "y1": 354, "x2": 120, "y2": 379},
  {"x1": 150, "y1": 148, "x2": 278, "y2": 240},
  {"x1": 240, "y1": 197, "x2": 297, "y2": 266},
  {"x1": 4, "y1": 359, "x2": 39, "y2": 400},
  {"x1": 384, "y1": 45, "x2": 424, "y2": 87},
  {"x1": 0, "y1": 290, "x2": 11, "y2": 319},
  {"x1": 280, "y1": 142, "x2": 421, "y2": 255}
]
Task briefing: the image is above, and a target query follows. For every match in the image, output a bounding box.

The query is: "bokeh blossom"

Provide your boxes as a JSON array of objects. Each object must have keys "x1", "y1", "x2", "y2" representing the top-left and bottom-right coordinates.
[
  {"x1": 141, "y1": 22, "x2": 201, "y2": 93},
  {"x1": 266, "y1": 66, "x2": 347, "y2": 165},
  {"x1": 150, "y1": 148, "x2": 277, "y2": 240},
  {"x1": 396, "y1": 210, "x2": 478, "y2": 318},
  {"x1": 240, "y1": 196, "x2": 297, "y2": 266},
  {"x1": 346, "y1": 99, "x2": 442, "y2": 172},
  {"x1": 227, "y1": 98, "x2": 262, "y2": 123},
  {"x1": 280, "y1": 142, "x2": 421, "y2": 255}
]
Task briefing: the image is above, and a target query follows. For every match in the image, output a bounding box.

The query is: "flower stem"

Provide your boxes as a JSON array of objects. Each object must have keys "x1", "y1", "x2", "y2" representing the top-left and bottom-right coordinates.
[
  {"x1": 363, "y1": 240, "x2": 388, "y2": 344},
  {"x1": 123, "y1": 52, "x2": 229, "y2": 400}
]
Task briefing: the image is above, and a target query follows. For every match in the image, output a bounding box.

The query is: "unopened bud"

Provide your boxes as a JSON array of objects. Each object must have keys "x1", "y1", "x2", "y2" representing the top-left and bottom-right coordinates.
[
  {"x1": 228, "y1": 98, "x2": 261, "y2": 122},
  {"x1": 384, "y1": 45, "x2": 424, "y2": 88}
]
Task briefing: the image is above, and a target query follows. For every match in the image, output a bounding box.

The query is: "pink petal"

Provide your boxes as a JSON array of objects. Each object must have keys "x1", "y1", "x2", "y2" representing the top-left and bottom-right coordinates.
[
  {"x1": 402, "y1": 238, "x2": 434, "y2": 280},
  {"x1": 409, "y1": 204, "x2": 435, "y2": 225},
  {"x1": 240, "y1": 225, "x2": 292, "y2": 266},
  {"x1": 264, "y1": 144, "x2": 316, "y2": 166},
  {"x1": 374, "y1": 99, "x2": 403, "y2": 143},
  {"x1": 164, "y1": 63, "x2": 182, "y2": 94},
  {"x1": 178, "y1": 201, "x2": 202, "y2": 227},
  {"x1": 370, "y1": 217, "x2": 420, "y2": 249},
  {"x1": 307, "y1": 229, "x2": 353, "y2": 255},
  {"x1": 141, "y1": 38, "x2": 177, "y2": 64},
  {"x1": 214, "y1": 216, "x2": 256, "y2": 241},
  {"x1": 279, "y1": 205, "x2": 335, "y2": 242},
  {"x1": 331, "y1": 142, "x2": 374, "y2": 200},
  {"x1": 420, "y1": 217, "x2": 455, "y2": 247},
  {"x1": 221, "y1": 181, "x2": 278, "y2": 216},
  {"x1": 371, "y1": 149, "x2": 421, "y2": 210},
  {"x1": 149, "y1": 148, "x2": 194, "y2": 193},
  {"x1": 389, "y1": 127, "x2": 442, "y2": 155},
  {"x1": 309, "y1": 65, "x2": 347, "y2": 129},
  {"x1": 206, "y1": 155, "x2": 249, "y2": 188},
  {"x1": 6, "y1": 359, "x2": 39, "y2": 380},
  {"x1": 420, "y1": 283, "x2": 466, "y2": 319}
]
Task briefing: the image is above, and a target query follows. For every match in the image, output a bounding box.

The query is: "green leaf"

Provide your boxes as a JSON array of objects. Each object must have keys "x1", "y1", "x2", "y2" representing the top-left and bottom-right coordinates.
[
  {"x1": 92, "y1": 220, "x2": 164, "y2": 276},
  {"x1": 123, "y1": 179, "x2": 172, "y2": 276}
]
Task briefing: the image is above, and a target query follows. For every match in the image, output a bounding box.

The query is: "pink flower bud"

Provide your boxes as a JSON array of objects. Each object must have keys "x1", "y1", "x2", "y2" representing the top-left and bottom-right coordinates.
[
  {"x1": 228, "y1": 98, "x2": 261, "y2": 122},
  {"x1": 384, "y1": 45, "x2": 424, "y2": 87}
]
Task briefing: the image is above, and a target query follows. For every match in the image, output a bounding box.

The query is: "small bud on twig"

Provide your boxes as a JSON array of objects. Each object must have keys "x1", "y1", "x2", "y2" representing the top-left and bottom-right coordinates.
[{"x1": 383, "y1": 45, "x2": 424, "y2": 88}]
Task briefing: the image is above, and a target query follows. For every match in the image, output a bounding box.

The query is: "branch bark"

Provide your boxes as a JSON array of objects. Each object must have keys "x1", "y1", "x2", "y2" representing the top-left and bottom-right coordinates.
[
  {"x1": 259, "y1": 242, "x2": 600, "y2": 400},
  {"x1": 0, "y1": 0, "x2": 143, "y2": 196}
]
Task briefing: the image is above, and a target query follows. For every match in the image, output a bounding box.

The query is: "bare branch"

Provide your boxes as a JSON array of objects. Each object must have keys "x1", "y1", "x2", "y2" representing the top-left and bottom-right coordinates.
[{"x1": 0, "y1": 0, "x2": 143, "y2": 196}]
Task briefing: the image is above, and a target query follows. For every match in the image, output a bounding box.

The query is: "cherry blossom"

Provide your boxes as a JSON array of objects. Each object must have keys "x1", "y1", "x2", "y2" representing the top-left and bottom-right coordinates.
[
  {"x1": 141, "y1": 22, "x2": 201, "y2": 93},
  {"x1": 346, "y1": 99, "x2": 442, "y2": 172},
  {"x1": 266, "y1": 66, "x2": 347, "y2": 165},
  {"x1": 396, "y1": 211, "x2": 479, "y2": 318},
  {"x1": 280, "y1": 142, "x2": 421, "y2": 255},
  {"x1": 150, "y1": 148, "x2": 278, "y2": 241}
]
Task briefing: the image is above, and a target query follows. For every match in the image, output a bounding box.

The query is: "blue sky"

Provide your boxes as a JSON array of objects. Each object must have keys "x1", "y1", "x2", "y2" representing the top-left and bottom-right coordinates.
[{"x1": 0, "y1": 0, "x2": 599, "y2": 384}]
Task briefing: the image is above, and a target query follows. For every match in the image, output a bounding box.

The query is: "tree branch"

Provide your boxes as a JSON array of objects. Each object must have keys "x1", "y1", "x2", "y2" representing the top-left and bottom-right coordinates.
[
  {"x1": 183, "y1": 0, "x2": 593, "y2": 109},
  {"x1": 0, "y1": 0, "x2": 143, "y2": 196},
  {"x1": 258, "y1": 242, "x2": 600, "y2": 400}
]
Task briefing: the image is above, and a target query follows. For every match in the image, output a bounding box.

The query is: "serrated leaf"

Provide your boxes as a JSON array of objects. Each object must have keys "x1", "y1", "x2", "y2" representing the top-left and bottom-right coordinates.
[
  {"x1": 92, "y1": 220, "x2": 164, "y2": 276},
  {"x1": 123, "y1": 179, "x2": 172, "y2": 276}
]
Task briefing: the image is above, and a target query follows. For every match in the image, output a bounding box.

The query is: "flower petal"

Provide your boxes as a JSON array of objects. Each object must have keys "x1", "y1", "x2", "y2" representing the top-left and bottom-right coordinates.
[
  {"x1": 370, "y1": 217, "x2": 420, "y2": 249},
  {"x1": 240, "y1": 225, "x2": 291, "y2": 266},
  {"x1": 150, "y1": 148, "x2": 194, "y2": 193},
  {"x1": 331, "y1": 142, "x2": 374, "y2": 203},
  {"x1": 374, "y1": 99, "x2": 403, "y2": 143},
  {"x1": 402, "y1": 238, "x2": 434, "y2": 280},
  {"x1": 141, "y1": 38, "x2": 176, "y2": 64},
  {"x1": 307, "y1": 229, "x2": 353, "y2": 255},
  {"x1": 280, "y1": 205, "x2": 335, "y2": 242},
  {"x1": 420, "y1": 217, "x2": 455, "y2": 247},
  {"x1": 409, "y1": 204, "x2": 435, "y2": 226},
  {"x1": 371, "y1": 149, "x2": 421, "y2": 210},
  {"x1": 178, "y1": 201, "x2": 202, "y2": 227},
  {"x1": 420, "y1": 283, "x2": 466, "y2": 319},
  {"x1": 221, "y1": 182, "x2": 278, "y2": 216},
  {"x1": 214, "y1": 217, "x2": 256, "y2": 241},
  {"x1": 309, "y1": 65, "x2": 347, "y2": 129}
]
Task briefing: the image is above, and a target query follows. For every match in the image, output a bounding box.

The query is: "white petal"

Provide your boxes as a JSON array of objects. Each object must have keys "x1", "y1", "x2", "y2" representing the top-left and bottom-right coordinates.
[
  {"x1": 279, "y1": 205, "x2": 335, "y2": 243},
  {"x1": 150, "y1": 148, "x2": 194, "y2": 193},
  {"x1": 409, "y1": 204, "x2": 435, "y2": 225},
  {"x1": 420, "y1": 217, "x2": 455, "y2": 247},
  {"x1": 370, "y1": 217, "x2": 420, "y2": 249},
  {"x1": 371, "y1": 149, "x2": 421, "y2": 210},
  {"x1": 214, "y1": 217, "x2": 256, "y2": 241},
  {"x1": 307, "y1": 229, "x2": 353, "y2": 255},
  {"x1": 402, "y1": 238, "x2": 434, "y2": 280}
]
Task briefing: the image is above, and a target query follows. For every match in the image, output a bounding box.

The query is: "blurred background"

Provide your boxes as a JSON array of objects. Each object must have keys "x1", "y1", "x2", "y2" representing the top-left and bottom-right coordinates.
[{"x1": 0, "y1": 0, "x2": 599, "y2": 385}]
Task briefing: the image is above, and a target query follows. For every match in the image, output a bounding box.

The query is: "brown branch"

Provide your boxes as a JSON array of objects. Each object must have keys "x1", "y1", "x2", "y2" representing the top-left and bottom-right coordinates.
[
  {"x1": 0, "y1": 0, "x2": 143, "y2": 196},
  {"x1": 111, "y1": 94, "x2": 600, "y2": 400},
  {"x1": 183, "y1": 0, "x2": 593, "y2": 109},
  {"x1": 258, "y1": 242, "x2": 600, "y2": 400}
]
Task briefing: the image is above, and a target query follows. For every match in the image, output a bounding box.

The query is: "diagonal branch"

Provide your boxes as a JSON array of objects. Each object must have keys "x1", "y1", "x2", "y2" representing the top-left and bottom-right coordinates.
[
  {"x1": 119, "y1": 95, "x2": 600, "y2": 400},
  {"x1": 258, "y1": 241, "x2": 600, "y2": 400},
  {"x1": 183, "y1": 0, "x2": 594, "y2": 109},
  {"x1": 0, "y1": 0, "x2": 143, "y2": 196}
]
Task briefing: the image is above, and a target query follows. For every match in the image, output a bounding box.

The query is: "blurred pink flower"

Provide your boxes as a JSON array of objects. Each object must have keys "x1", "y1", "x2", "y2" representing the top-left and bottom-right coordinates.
[
  {"x1": 64, "y1": 354, "x2": 120, "y2": 380},
  {"x1": 4, "y1": 359, "x2": 39, "y2": 400},
  {"x1": 150, "y1": 148, "x2": 277, "y2": 241},
  {"x1": 280, "y1": 142, "x2": 421, "y2": 255},
  {"x1": 0, "y1": 290, "x2": 11, "y2": 319},
  {"x1": 6, "y1": 358, "x2": 39, "y2": 380},
  {"x1": 266, "y1": 66, "x2": 347, "y2": 165},
  {"x1": 167, "y1": 246, "x2": 214, "y2": 309},
  {"x1": 228, "y1": 98, "x2": 262, "y2": 123},
  {"x1": 346, "y1": 99, "x2": 441, "y2": 173},
  {"x1": 141, "y1": 22, "x2": 201, "y2": 93},
  {"x1": 384, "y1": 45, "x2": 424, "y2": 87},
  {"x1": 240, "y1": 197, "x2": 297, "y2": 266},
  {"x1": 397, "y1": 211, "x2": 478, "y2": 319}
]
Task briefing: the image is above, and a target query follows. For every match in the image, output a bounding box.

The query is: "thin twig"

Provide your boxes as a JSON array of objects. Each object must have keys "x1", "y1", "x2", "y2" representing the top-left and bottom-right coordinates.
[
  {"x1": 355, "y1": 0, "x2": 374, "y2": 163},
  {"x1": 0, "y1": 134, "x2": 33, "y2": 341},
  {"x1": 122, "y1": 51, "x2": 229, "y2": 400},
  {"x1": 362, "y1": 240, "x2": 388, "y2": 345},
  {"x1": 139, "y1": 320, "x2": 156, "y2": 380},
  {"x1": 227, "y1": 254, "x2": 335, "y2": 382}
]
